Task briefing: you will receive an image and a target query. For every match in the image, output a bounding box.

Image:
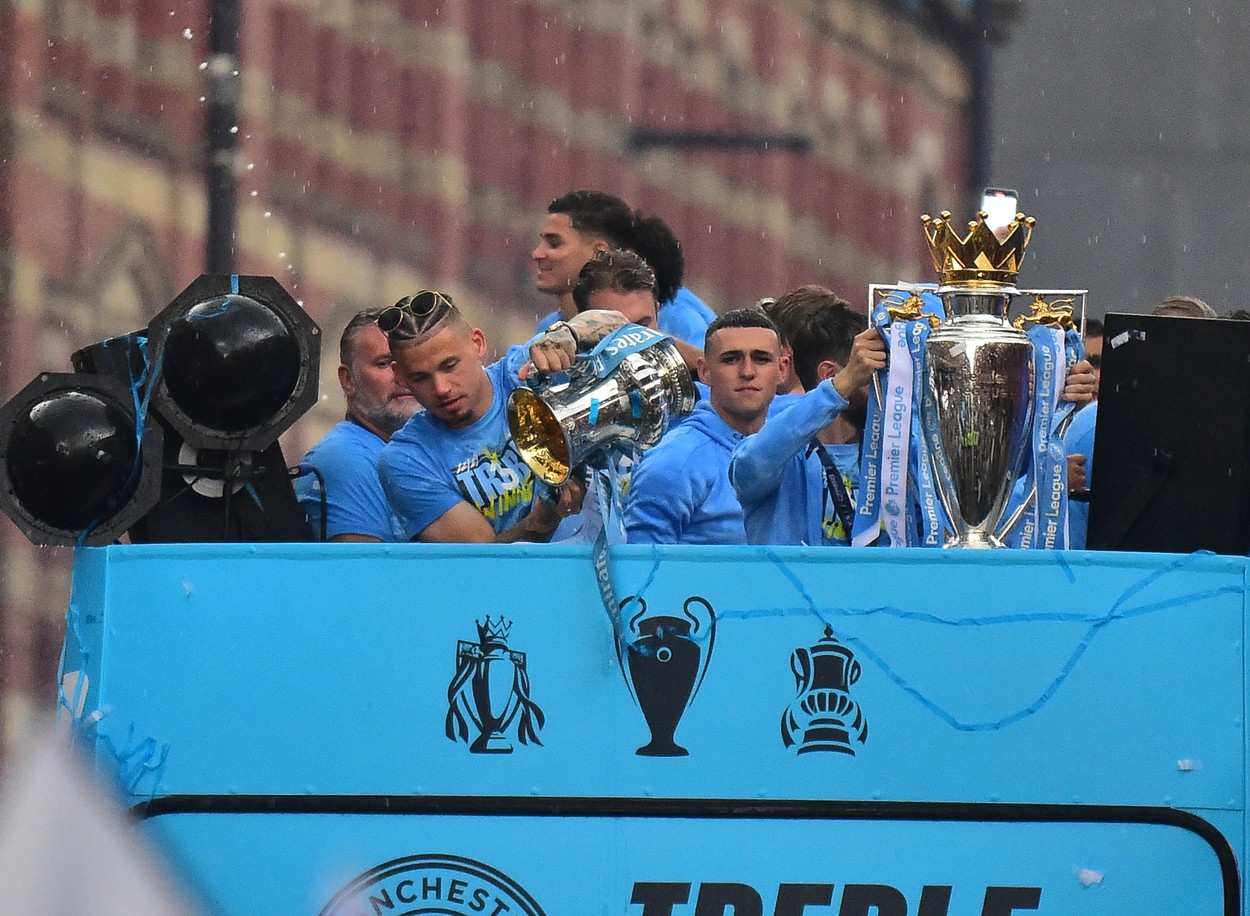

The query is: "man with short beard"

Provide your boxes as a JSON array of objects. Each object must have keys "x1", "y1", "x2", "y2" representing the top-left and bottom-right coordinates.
[
  {"x1": 378, "y1": 290, "x2": 624, "y2": 543},
  {"x1": 296, "y1": 309, "x2": 420, "y2": 542}
]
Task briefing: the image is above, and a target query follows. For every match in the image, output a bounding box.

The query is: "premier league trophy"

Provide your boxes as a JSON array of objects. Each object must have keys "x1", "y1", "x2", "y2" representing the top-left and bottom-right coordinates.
[
  {"x1": 919, "y1": 210, "x2": 1036, "y2": 548},
  {"x1": 507, "y1": 326, "x2": 695, "y2": 485}
]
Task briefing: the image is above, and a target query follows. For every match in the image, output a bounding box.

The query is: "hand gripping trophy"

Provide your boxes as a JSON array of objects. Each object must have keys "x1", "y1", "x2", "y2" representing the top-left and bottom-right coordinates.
[{"x1": 507, "y1": 324, "x2": 695, "y2": 487}]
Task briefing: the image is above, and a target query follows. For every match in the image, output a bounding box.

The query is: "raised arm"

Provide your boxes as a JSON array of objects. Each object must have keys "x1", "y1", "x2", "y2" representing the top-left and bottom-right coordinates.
[
  {"x1": 525, "y1": 309, "x2": 632, "y2": 376},
  {"x1": 730, "y1": 380, "x2": 850, "y2": 505}
]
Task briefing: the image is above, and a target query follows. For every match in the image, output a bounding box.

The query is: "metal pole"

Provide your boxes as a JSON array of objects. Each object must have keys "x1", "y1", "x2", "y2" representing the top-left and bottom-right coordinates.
[{"x1": 205, "y1": 0, "x2": 240, "y2": 275}]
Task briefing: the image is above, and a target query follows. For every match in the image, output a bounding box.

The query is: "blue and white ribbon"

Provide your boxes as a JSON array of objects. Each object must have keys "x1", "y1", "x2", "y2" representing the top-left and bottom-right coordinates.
[
  {"x1": 587, "y1": 324, "x2": 670, "y2": 379},
  {"x1": 880, "y1": 323, "x2": 916, "y2": 548}
]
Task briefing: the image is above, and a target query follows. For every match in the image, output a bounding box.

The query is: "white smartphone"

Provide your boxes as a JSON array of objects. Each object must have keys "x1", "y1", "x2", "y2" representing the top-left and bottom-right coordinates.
[{"x1": 980, "y1": 187, "x2": 1018, "y2": 231}]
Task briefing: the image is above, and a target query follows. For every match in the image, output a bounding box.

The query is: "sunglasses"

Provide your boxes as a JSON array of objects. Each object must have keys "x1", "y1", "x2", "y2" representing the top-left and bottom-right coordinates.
[{"x1": 377, "y1": 290, "x2": 454, "y2": 337}]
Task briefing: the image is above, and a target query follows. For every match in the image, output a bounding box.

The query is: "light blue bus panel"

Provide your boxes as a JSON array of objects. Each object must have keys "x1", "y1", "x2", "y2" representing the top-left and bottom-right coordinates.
[
  {"x1": 142, "y1": 804, "x2": 1233, "y2": 914},
  {"x1": 60, "y1": 544, "x2": 1246, "y2": 913}
]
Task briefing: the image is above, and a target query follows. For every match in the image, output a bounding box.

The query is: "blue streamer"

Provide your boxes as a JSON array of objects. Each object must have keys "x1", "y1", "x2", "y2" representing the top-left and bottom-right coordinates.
[
  {"x1": 97, "y1": 723, "x2": 171, "y2": 801},
  {"x1": 629, "y1": 389, "x2": 644, "y2": 420},
  {"x1": 588, "y1": 398, "x2": 600, "y2": 425},
  {"x1": 723, "y1": 550, "x2": 1235, "y2": 732}
]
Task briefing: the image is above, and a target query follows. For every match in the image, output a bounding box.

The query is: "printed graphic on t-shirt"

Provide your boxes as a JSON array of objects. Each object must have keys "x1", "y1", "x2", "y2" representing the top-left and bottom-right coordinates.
[
  {"x1": 453, "y1": 441, "x2": 535, "y2": 522},
  {"x1": 821, "y1": 468, "x2": 856, "y2": 545}
]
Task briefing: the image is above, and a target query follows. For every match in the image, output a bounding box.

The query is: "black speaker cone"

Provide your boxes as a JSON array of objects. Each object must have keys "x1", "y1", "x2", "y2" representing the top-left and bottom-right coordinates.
[
  {"x1": 5, "y1": 390, "x2": 139, "y2": 531},
  {"x1": 161, "y1": 294, "x2": 301, "y2": 434}
]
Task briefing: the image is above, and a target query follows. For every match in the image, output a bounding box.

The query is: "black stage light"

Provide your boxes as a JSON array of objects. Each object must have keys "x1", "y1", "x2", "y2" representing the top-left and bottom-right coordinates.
[
  {"x1": 0, "y1": 373, "x2": 162, "y2": 546},
  {"x1": 146, "y1": 275, "x2": 320, "y2": 451},
  {"x1": 0, "y1": 274, "x2": 321, "y2": 546}
]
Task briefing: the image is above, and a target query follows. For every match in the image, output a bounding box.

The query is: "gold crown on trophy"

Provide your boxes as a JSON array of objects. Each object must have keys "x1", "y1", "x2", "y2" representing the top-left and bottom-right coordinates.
[{"x1": 921, "y1": 209, "x2": 1035, "y2": 287}]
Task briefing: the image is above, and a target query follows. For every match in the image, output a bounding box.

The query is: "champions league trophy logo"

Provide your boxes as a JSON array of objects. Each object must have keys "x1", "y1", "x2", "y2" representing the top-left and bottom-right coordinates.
[
  {"x1": 446, "y1": 617, "x2": 545, "y2": 754},
  {"x1": 781, "y1": 626, "x2": 868, "y2": 754},
  {"x1": 616, "y1": 596, "x2": 716, "y2": 757},
  {"x1": 918, "y1": 209, "x2": 1038, "y2": 548}
]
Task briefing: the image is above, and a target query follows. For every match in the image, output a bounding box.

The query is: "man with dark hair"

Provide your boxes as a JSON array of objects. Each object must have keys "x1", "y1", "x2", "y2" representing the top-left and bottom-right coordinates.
[
  {"x1": 767, "y1": 285, "x2": 862, "y2": 395},
  {"x1": 377, "y1": 290, "x2": 625, "y2": 543},
  {"x1": 571, "y1": 249, "x2": 701, "y2": 369},
  {"x1": 731, "y1": 290, "x2": 886, "y2": 546},
  {"x1": 623, "y1": 309, "x2": 788, "y2": 544},
  {"x1": 628, "y1": 210, "x2": 716, "y2": 346},
  {"x1": 295, "y1": 308, "x2": 419, "y2": 542},
  {"x1": 532, "y1": 190, "x2": 634, "y2": 325}
]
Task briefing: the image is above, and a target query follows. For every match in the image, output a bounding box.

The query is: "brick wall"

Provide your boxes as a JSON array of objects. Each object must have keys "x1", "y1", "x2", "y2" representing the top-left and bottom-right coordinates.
[{"x1": 0, "y1": 0, "x2": 968, "y2": 754}]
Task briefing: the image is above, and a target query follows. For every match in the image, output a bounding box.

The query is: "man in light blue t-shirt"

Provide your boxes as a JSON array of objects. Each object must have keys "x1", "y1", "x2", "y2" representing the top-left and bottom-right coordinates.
[
  {"x1": 295, "y1": 309, "x2": 419, "y2": 542},
  {"x1": 377, "y1": 290, "x2": 626, "y2": 543}
]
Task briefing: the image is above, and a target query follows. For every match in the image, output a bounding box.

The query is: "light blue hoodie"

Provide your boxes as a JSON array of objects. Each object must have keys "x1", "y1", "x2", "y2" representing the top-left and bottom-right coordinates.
[
  {"x1": 731, "y1": 379, "x2": 859, "y2": 546},
  {"x1": 623, "y1": 400, "x2": 748, "y2": 545}
]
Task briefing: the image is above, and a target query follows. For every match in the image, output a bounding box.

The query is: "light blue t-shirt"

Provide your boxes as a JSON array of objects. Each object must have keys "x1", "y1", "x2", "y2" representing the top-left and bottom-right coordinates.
[
  {"x1": 1064, "y1": 401, "x2": 1098, "y2": 550},
  {"x1": 378, "y1": 347, "x2": 541, "y2": 540},
  {"x1": 296, "y1": 419, "x2": 405, "y2": 542},
  {"x1": 658, "y1": 286, "x2": 716, "y2": 347},
  {"x1": 731, "y1": 380, "x2": 859, "y2": 546}
]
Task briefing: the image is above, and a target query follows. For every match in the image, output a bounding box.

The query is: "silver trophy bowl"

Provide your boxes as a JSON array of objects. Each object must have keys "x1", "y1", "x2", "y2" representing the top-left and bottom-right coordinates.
[
  {"x1": 507, "y1": 337, "x2": 695, "y2": 485},
  {"x1": 922, "y1": 288, "x2": 1035, "y2": 548}
]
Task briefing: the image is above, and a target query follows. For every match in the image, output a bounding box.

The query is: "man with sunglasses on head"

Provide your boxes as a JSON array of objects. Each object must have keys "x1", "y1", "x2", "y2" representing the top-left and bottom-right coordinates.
[
  {"x1": 377, "y1": 290, "x2": 627, "y2": 543},
  {"x1": 295, "y1": 308, "x2": 420, "y2": 541}
]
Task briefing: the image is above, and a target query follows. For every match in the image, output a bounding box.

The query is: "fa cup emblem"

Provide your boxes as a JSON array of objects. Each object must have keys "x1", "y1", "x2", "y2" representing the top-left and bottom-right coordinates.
[
  {"x1": 446, "y1": 617, "x2": 544, "y2": 754},
  {"x1": 781, "y1": 626, "x2": 868, "y2": 754}
]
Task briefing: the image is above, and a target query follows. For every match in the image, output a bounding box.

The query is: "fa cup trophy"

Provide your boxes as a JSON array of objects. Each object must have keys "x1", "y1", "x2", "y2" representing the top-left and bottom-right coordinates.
[
  {"x1": 919, "y1": 210, "x2": 1036, "y2": 548},
  {"x1": 507, "y1": 326, "x2": 695, "y2": 485}
]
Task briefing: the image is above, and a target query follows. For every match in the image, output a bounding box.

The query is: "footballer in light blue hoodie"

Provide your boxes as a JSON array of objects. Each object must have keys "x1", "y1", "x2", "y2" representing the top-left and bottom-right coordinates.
[
  {"x1": 731, "y1": 288, "x2": 886, "y2": 546},
  {"x1": 624, "y1": 309, "x2": 787, "y2": 545}
]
